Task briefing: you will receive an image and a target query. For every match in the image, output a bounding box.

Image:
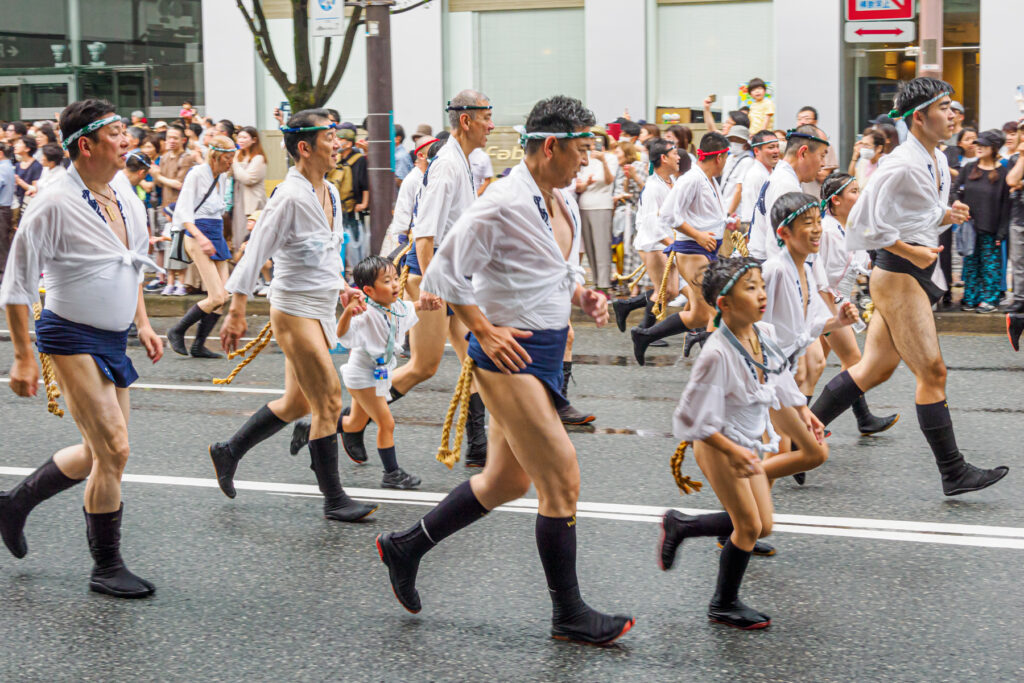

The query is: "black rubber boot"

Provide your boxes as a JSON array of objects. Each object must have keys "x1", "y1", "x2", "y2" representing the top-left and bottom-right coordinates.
[
  {"x1": 309, "y1": 435, "x2": 377, "y2": 521},
  {"x1": 388, "y1": 387, "x2": 404, "y2": 404},
  {"x1": 917, "y1": 401, "x2": 1009, "y2": 496},
  {"x1": 464, "y1": 393, "x2": 487, "y2": 468},
  {"x1": 289, "y1": 417, "x2": 311, "y2": 456},
  {"x1": 209, "y1": 442, "x2": 240, "y2": 498},
  {"x1": 640, "y1": 296, "x2": 658, "y2": 329},
  {"x1": 375, "y1": 531, "x2": 424, "y2": 613},
  {"x1": 658, "y1": 510, "x2": 733, "y2": 571},
  {"x1": 810, "y1": 370, "x2": 864, "y2": 428},
  {"x1": 1008, "y1": 313, "x2": 1024, "y2": 352},
  {"x1": 341, "y1": 405, "x2": 370, "y2": 464},
  {"x1": 707, "y1": 539, "x2": 770, "y2": 630},
  {"x1": 558, "y1": 403, "x2": 596, "y2": 425},
  {"x1": 851, "y1": 395, "x2": 899, "y2": 435},
  {"x1": 189, "y1": 311, "x2": 224, "y2": 358},
  {"x1": 549, "y1": 585, "x2": 636, "y2": 646},
  {"x1": 167, "y1": 304, "x2": 203, "y2": 356},
  {"x1": 0, "y1": 457, "x2": 82, "y2": 558},
  {"x1": 718, "y1": 536, "x2": 775, "y2": 557},
  {"x1": 84, "y1": 505, "x2": 155, "y2": 599},
  {"x1": 210, "y1": 405, "x2": 287, "y2": 497},
  {"x1": 683, "y1": 329, "x2": 711, "y2": 358},
  {"x1": 612, "y1": 294, "x2": 647, "y2": 333},
  {"x1": 631, "y1": 314, "x2": 688, "y2": 366}
]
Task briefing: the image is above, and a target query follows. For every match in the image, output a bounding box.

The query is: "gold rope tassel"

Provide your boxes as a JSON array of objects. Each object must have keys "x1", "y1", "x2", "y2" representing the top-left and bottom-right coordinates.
[
  {"x1": 32, "y1": 302, "x2": 64, "y2": 418},
  {"x1": 393, "y1": 241, "x2": 414, "y2": 299},
  {"x1": 861, "y1": 299, "x2": 875, "y2": 326},
  {"x1": 670, "y1": 441, "x2": 703, "y2": 495},
  {"x1": 437, "y1": 356, "x2": 475, "y2": 469},
  {"x1": 650, "y1": 252, "x2": 677, "y2": 321},
  {"x1": 612, "y1": 262, "x2": 646, "y2": 286},
  {"x1": 212, "y1": 321, "x2": 274, "y2": 385},
  {"x1": 729, "y1": 230, "x2": 750, "y2": 258}
]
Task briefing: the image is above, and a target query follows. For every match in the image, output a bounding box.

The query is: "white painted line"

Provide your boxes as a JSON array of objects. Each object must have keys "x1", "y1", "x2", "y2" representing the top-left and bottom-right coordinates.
[{"x1": 1, "y1": 467, "x2": 1020, "y2": 550}]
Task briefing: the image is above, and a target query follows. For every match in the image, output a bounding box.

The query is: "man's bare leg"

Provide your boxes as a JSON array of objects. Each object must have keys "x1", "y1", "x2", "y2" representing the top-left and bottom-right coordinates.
[
  {"x1": 812, "y1": 270, "x2": 1007, "y2": 494},
  {"x1": 376, "y1": 372, "x2": 634, "y2": 644}
]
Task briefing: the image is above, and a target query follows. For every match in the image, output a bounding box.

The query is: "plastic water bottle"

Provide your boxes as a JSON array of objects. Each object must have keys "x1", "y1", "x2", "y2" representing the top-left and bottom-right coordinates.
[
  {"x1": 374, "y1": 358, "x2": 389, "y2": 397},
  {"x1": 836, "y1": 296, "x2": 866, "y2": 333}
]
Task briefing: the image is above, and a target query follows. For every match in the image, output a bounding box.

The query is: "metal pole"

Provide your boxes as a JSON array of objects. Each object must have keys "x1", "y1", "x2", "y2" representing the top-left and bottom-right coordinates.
[
  {"x1": 365, "y1": 0, "x2": 396, "y2": 256},
  {"x1": 917, "y1": 0, "x2": 943, "y2": 78}
]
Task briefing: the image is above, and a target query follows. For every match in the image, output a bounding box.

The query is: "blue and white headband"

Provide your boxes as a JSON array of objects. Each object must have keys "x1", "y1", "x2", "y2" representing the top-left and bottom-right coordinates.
[
  {"x1": 714, "y1": 262, "x2": 760, "y2": 327},
  {"x1": 775, "y1": 200, "x2": 819, "y2": 246},
  {"x1": 513, "y1": 125, "x2": 594, "y2": 148},
  {"x1": 279, "y1": 123, "x2": 337, "y2": 134},
  {"x1": 61, "y1": 115, "x2": 121, "y2": 150},
  {"x1": 889, "y1": 88, "x2": 953, "y2": 121},
  {"x1": 820, "y1": 177, "x2": 855, "y2": 213},
  {"x1": 208, "y1": 144, "x2": 237, "y2": 154}
]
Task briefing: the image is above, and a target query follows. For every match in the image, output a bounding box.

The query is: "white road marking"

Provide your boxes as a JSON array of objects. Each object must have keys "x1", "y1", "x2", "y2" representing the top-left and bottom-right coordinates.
[{"x1": 1, "y1": 466, "x2": 1020, "y2": 550}]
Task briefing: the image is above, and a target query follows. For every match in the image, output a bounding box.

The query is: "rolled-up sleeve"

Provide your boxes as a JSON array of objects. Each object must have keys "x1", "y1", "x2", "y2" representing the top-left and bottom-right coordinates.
[{"x1": 0, "y1": 202, "x2": 53, "y2": 307}]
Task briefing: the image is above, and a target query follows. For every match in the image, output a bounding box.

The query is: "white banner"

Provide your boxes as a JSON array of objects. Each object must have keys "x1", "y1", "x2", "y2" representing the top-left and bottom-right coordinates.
[{"x1": 310, "y1": 0, "x2": 345, "y2": 38}]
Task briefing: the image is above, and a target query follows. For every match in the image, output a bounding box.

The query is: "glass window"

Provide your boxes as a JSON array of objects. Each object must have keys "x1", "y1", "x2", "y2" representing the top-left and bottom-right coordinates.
[{"x1": 476, "y1": 9, "x2": 585, "y2": 125}]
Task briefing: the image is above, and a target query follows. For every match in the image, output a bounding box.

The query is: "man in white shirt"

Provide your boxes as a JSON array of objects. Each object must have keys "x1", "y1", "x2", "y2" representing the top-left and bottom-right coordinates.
[
  {"x1": 387, "y1": 89, "x2": 494, "y2": 468},
  {"x1": 375, "y1": 95, "x2": 634, "y2": 646},
  {"x1": 795, "y1": 107, "x2": 838, "y2": 196},
  {"x1": 469, "y1": 147, "x2": 495, "y2": 196},
  {"x1": 0, "y1": 99, "x2": 164, "y2": 598},
  {"x1": 718, "y1": 125, "x2": 753, "y2": 219},
  {"x1": 812, "y1": 78, "x2": 1008, "y2": 497},
  {"x1": 738, "y1": 131, "x2": 779, "y2": 230},
  {"x1": 214, "y1": 109, "x2": 377, "y2": 523}
]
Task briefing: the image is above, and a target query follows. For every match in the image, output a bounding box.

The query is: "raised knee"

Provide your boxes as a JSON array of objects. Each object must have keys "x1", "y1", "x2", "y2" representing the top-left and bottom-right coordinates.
[
  {"x1": 733, "y1": 518, "x2": 762, "y2": 546},
  {"x1": 810, "y1": 442, "x2": 830, "y2": 467}
]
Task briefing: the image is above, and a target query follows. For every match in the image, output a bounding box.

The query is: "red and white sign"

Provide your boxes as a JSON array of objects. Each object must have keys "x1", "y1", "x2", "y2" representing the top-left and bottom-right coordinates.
[{"x1": 846, "y1": 0, "x2": 916, "y2": 22}]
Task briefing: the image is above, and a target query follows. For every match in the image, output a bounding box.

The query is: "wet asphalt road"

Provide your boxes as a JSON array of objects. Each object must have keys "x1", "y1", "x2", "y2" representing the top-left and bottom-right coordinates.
[{"x1": 1, "y1": 317, "x2": 1022, "y2": 682}]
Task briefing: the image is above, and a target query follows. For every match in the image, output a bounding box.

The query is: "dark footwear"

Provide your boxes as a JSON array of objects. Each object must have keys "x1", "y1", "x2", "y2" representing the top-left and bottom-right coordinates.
[
  {"x1": 189, "y1": 344, "x2": 223, "y2": 359},
  {"x1": 549, "y1": 585, "x2": 635, "y2": 646},
  {"x1": 558, "y1": 403, "x2": 595, "y2": 426},
  {"x1": 341, "y1": 430, "x2": 369, "y2": 464},
  {"x1": 289, "y1": 417, "x2": 311, "y2": 456},
  {"x1": 166, "y1": 325, "x2": 188, "y2": 356},
  {"x1": 630, "y1": 327, "x2": 653, "y2": 366},
  {"x1": 0, "y1": 458, "x2": 81, "y2": 559},
  {"x1": 381, "y1": 468, "x2": 422, "y2": 490},
  {"x1": 209, "y1": 442, "x2": 239, "y2": 499},
  {"x1": 1008, "y1": 314, "x2": 1024, "y2": 352},
  {"x1": 612, "y1": 298, "x2": 634, "y2": 333},
  {"x1": 167, "y1": 304, "x2": 203, "y2": 356},
  {"x1": 942, "y1": 462, "x2": 1009, "y2": 496},
  {"x1": 310, "y1": 435, "x2": 377, "y2": 521},
  {"x1": 189, "y1": 311, "x2": 223, "y2": 358},
  {"x1": 376, "y1": 532, "x2": 423, "y2": 613},
  {"x1": 718, "y1": 537, "x2": 776, "y2": 557},
  {"x1": 649, "y1": 339, "x2": 669, "y2": 347},
  {"x1": 324, "y1": 495, "x2": 378, "y2": 522},
  {"x1": 858, "y1": 412, "x2": 900, "y2": 436},
  {"x1": 465, "y1": 393, "x2": 487, "y2": 468},
  {"x1": 683, "y1": 330, "x2": 711, "y2": 358},
  {"x1": 85, "y1": 505, "x2": 155, "y2": 599},
  {"x1": 708, "y1": 600, "x2": 771, "y2": 630},
  {"x1": 657, "y1": 510, "x2": 694, "y2": 571},
  {"x1": 792, "y1": 472, "x2": 806, "y2": 486}
]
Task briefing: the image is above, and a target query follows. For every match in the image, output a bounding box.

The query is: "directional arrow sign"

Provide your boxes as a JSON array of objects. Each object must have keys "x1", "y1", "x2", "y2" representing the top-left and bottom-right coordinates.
[
  {"x1": 845, "y1": 21, "x2": 916, "y2": 43},
  {"x1": 847, "y1": 0, "x2": 915, "y2": 21}
]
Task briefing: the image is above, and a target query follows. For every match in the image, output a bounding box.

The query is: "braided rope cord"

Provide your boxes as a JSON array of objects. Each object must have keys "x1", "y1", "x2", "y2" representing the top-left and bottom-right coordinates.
[
  {"x1": 31, "y1": 302, "x2": 64, "y2": 417},
  {"x1": 393, "y1": 242, "x2": 413, "y2": 299},
  {"x1": 651, "y1": 252, "x2": 677, "y2": 321},
  {"x1": 729, "y1": 230, "x2": 750, "y2": 257},
  {"x1": 670, "y1": 441, "x2": 703, "y2": 495},
  {"x1": 212, "y1": 321, "x2": 273, "y2": 385},
  {"x1": 612, "y1": 262, "x2": 645, "y2": 285},
  {"x1": 436, "y1": 356, "x2": 475, "y2": 469}
]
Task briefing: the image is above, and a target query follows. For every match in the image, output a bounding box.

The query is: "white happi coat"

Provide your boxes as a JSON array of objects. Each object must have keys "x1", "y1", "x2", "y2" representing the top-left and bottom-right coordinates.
[
  {"x1": 762, "y1": 248, "x2": 832, "y2": 360},
  {"x1": 633, "y1": 172, "x2": 674, "y2": 252},
  {"x1": 749, "y1": 159, "x2": 802, "y2": 261},
  {"x1": 813, "y1": 215, "x2": 872, "y2": 298},
  {"x1": 410, "y1": 136, "x2": 476, "y2": 248},
  {"x1": 659, "y1": 167, "x2": 727, "y2": 243}
]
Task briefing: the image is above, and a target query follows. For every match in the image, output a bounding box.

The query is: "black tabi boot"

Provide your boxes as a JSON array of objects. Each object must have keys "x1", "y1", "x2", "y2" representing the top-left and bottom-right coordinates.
[
  {"x1": 0, "y1": 457, "x2": 83, "y2": 558},
  {"x1": 917, "y1": 401, "x2": 1008, "y2": 496},
  {"x1": 308, "y1": 434, "x2": 377, "y2": 521},
  {"x1": 376, "y1": 480, "x2": 488, "y2": 613},
  {"x1": 84, "y1": 504, "x2": 155, "y2": 599},
  {"x1": 537, "y1": 514, "x2": 635, "y2": 645},
  {"x1": 189, "y1": 311, "x2": 224, "y2": 358},
  {"x1": 851, "y1": 395, "x2": 899, "y2": 435},
  {"x1": 464, "y1": 393, "x2": 487, "y2": 468},
  {"x1": 658, "y1": 510, "x2": 732, "y2": 571},
  {"x1": 640, "y1": 295, "x2": 668, "y2": 346},
  {"x1": 289, "y1": 416, "x2": 311, "y2": 456},
  {"x1": 209, "y1": 405, "x2": 287, "y2": 498},
  {"x1": 707, "y1": 539, "x2": 770, "y2": 630},
  {"x1": 810, "y1": 370, "x2": 864, "y2": 428},
  {"x1": 612, "y1": 293, "x2": 647, "y2": 333},
  {"x1": 167, "y1": 303, "x2": 204, "y2": 356},
  {"x1": 683, "y1": 329, "x2": 712, "y2": 358},
  {"x1": 717, "y1": 536, "x2": 775, "y2": 557},
  {"x1": 388, "y1": 387, "x2": 404, "y2": 404},
  {"x1": 1008, "y1": 313, "x2": 1024, "y2": 352},
  {"x1": 631, "y1": 314, "x2": 688, "y2": 366},
  {"x1": 340, "y1": 407, "x2": 370, "y2": 464},
  {"x1": 557, "y1": 362, "x2": 595, "y2": 425}
]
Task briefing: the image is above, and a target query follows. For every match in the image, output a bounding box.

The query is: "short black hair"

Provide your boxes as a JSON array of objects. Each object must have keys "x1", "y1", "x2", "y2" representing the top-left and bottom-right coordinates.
[
  {"x1": 649, "y1": 139, "x2": 675, "y2": 169},
  {"x1": 426, "y1": 139, "x2": 445, "y2": 159},
  {"x1": 701, "y1": 256, "x2": 762, "y2": 308},
  {"x1": 326, "y1": 108, "x2": 341, "y2": 123},
  {"x1": 59, "y1": 98, "x2": 117, "y2": 160},
  {"x1": 36, "y1": 124, "x2": 58, "y2": 144},
  {"x1": 217, "y1": 119, "x2": 235, "y2": 137},
  {"x1": 798, "y1": 106, "x2": 818, "y2": 120},
  {"x1": 20, "y1": 135, "x2": 38, "y2": 155},
  {"x1": 394, "y1": 124, "x2": 405, "y2": 143},
  {"x1": 771, "y1": 191, "x2": 819, "y2": 231},
  {"x1": 750, "y1": 130, "x2": 777, "y2": 147},
  {"x1": 786, "y1": 124, "x2": 828, "y2": 156},
  {"x1": 820, "y1": 172, "x2": 853, "y2": 213},
  {"x1": 188, "y1": 122, "x2": 202, "y2": 138},
  {"x1": 7, "y1": 121, "x2": 28, "y2": 136},
  {"x1": 892, "y1": 77, "x2": 953, "y2": 122},
  {"x1": 41, "y1": 143, "x2": 64, "y2": 165},
  {"x1": 621, "y1": 121, "x2": 641, "y2": 138},
  {"x1": 747, "y1": 78, "x2": 767, "y2": 92},
  {"x1": 523, "y1": 95, "x2": 596, "y2": 155},
  {"x1": 727, "y1": 111, "x2": 750, "y2": 128},
  {"x1": 436, "y1": 131, "x2": 451, "y2": 144},
  {"x1": 352, "y1": 255, "x2": 396, "y2": 290},
  {"x1": 283, "y1": 108, "x2": 331, "y2": 161},
  {"x1": 125, "y1": 151, "x2": 151, "y2": 173},
  {"x1": 698, "y1": 131, "x2": 729, "y2": 154}
]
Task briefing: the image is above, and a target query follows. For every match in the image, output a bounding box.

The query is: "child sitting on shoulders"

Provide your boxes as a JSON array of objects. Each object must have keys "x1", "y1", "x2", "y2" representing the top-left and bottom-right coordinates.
[{"x1": 338, "y1": 255, "x2": 422, "y2": 490}]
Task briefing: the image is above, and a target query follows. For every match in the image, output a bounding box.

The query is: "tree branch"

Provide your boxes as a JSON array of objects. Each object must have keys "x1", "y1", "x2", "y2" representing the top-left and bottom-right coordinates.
[
  {"x1": 313, "y1": 37, "x2": 332, "y2": 102},
  {"x1": 237, "y1": 0, "x2": 292, "y2": 94},
  {"x1": 390, "y1": 0, "x2": 432, "y2": 15},
  {"x1": 321, "y1": 5, "x2": 363, "y2": 104},
  {"x1": 292, "y1": 0, "x2": 312, "y2": 96}
]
